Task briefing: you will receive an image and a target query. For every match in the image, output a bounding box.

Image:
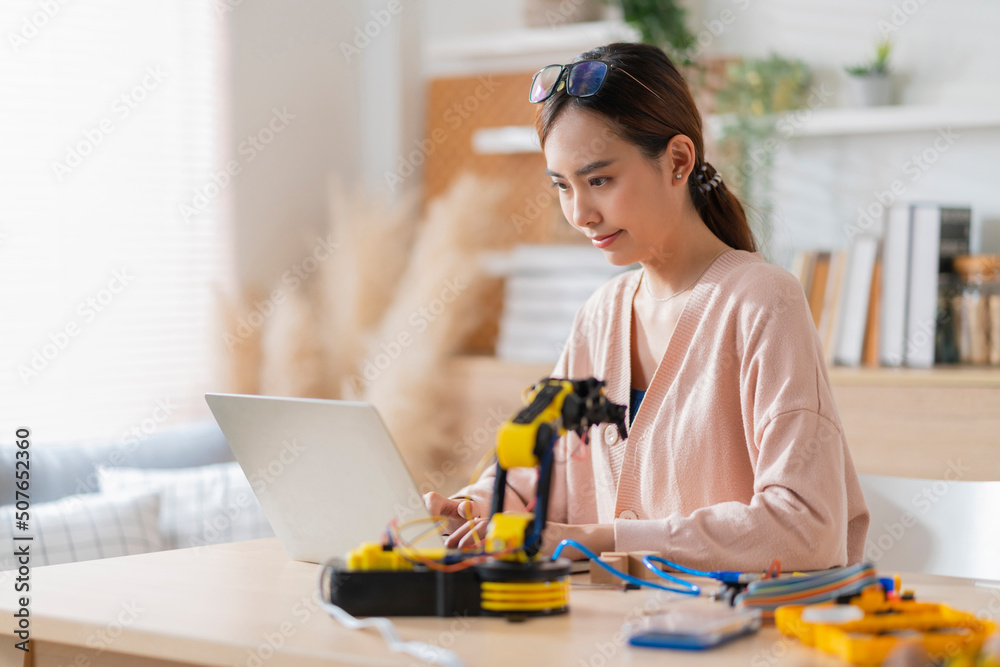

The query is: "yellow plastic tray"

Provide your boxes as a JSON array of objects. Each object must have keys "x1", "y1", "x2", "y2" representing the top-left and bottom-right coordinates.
[{"x1": 776, "y1": 586, "x2": 997, "y2": 666}]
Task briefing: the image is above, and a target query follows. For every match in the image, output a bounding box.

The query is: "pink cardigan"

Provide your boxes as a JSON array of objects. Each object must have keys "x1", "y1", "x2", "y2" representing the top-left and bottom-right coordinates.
[{"x1": 456, "y1": 249, "x2": 870, "y2": 571}]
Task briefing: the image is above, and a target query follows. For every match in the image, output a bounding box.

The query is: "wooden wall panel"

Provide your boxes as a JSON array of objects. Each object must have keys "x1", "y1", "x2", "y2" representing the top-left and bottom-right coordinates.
[
  {"x1": 423, "y1": 73, "x2": 581, "y2": 245},
  {"x1": 831, "y1": 385, "x2": 1000, "y2": 481},
  {"x1": 424, "y1": 73, "x2": 589, "y2": 354}
]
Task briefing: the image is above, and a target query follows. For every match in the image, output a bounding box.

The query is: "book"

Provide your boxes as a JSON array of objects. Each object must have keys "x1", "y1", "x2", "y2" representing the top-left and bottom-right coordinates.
[
  {"x1": 833, "y1": 236, "x2": 880, "y2": 367},
  {"x1": 504, "y1": 275, "x2": 608, "y2": 303},
  {"x1": 789, "y1": 250, "x2": 812, "y2": 294},
  {"x1": 496, "y1": 317, "x2": 575, "y2": 343},
  {"x1": 906, "y1": 204, "x2": 944, "y2": 367},
  {"x1": 495, "y1": 243, "x2": 631, "y2": 363},
  {"x1": 879, "y1": 203, "x2": 912, "y2": 366},
  {"x1": 905, "y1": 204, "x2": 971, "y2": 368},
  {"x1": 862, "y1": 253, "x2": 882, "y2": 367},
  {"x1": 934, "y1": 208, "x2": 972, "y2": 364},
  {"x1": 500, "y1": 299, "x2": 582, "y2": 321},
  {"x1": 819, "y1": 250, "x2": 848, "y2": 363},
  {"x1": 808, "y1": 251, "x2": 831, "y2": 329},
  {"x1": 505, "y1": 243, "x2": 626, "y2": 276}
]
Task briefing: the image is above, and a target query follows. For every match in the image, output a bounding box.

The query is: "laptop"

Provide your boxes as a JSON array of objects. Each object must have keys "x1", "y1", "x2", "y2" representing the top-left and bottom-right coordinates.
[{"x1": 205, "y1": 393, "x2": 444, "y2": 563}]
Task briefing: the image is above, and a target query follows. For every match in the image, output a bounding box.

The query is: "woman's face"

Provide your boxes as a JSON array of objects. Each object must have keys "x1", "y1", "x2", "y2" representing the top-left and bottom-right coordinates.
[{"x1": 543, "y1": 106, "x2": 685, "y2": 267}]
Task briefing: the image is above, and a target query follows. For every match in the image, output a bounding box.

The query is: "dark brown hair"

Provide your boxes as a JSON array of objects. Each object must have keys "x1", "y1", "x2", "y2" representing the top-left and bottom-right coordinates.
[{"x1": 535, "y1": 42, "x2": 757, "y2": 253}]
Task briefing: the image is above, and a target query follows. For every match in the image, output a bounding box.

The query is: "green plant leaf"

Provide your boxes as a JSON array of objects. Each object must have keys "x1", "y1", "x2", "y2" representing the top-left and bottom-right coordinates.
[{"x1": 608, "y1": 0, "x2": 697, "y2": 61}]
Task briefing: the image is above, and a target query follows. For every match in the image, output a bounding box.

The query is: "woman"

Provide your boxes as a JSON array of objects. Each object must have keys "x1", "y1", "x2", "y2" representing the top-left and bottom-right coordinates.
[{"x1": 425, "y1": 42, "x2": 869, "y2": 571}]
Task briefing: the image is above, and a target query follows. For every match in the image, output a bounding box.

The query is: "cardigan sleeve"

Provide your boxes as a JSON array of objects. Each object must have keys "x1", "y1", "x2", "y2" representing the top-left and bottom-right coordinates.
[
  {"x1": 448, "y1": 305, "x2": 587, "y2": 521},
  {"x1": 615, "y1": 409, "x2": 855, "y2": 571},
  {"x1": 614, "y1": 268, "x2": 869, "y2": 571}
]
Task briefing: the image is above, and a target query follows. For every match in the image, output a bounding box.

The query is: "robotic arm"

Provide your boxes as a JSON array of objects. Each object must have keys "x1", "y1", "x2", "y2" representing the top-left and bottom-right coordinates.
[
  {"x1": 323, "y1": 376, "x2": 629, "y2": 620},
  {"x1": 487, "y1": 377, "x2": 628, "y2": 560}
]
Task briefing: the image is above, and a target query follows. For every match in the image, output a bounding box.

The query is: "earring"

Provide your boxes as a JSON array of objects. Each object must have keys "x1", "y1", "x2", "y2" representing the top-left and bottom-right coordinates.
[{"x1": 675, "y1": 173, "x2": 682, "y2": 180}]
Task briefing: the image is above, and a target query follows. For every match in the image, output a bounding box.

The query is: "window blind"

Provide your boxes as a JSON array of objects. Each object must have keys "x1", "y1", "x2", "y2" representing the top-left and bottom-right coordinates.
[{"x1": 0, "y1": 1, "x2": 233, "y2": 444}]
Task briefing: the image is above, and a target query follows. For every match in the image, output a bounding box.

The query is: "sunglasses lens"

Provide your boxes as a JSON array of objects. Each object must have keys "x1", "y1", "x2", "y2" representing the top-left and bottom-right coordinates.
[
  {"x1": 529, "y1": 65, "x2": 563, "y2": 103},
  {"x1": 567, "y1": 61, "x2": 608, "y2": 97}
]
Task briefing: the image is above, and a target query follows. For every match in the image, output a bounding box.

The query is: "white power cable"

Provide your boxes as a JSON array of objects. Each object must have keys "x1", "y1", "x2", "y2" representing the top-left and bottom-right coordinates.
[{"x1": 317, "y1": 566, "x2": 468, "y2": 667}]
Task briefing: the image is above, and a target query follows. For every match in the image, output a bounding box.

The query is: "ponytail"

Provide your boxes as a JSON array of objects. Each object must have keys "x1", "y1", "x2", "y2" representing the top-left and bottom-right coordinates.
[{"x1": 688, "y1": 161, "x2": 757, "y2": 253}]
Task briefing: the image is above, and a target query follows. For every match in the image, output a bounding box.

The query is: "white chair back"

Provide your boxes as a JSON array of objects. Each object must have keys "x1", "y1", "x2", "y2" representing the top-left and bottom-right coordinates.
[{"x1": 859, "y1": 474, "x2": 1000, "y2": 582}]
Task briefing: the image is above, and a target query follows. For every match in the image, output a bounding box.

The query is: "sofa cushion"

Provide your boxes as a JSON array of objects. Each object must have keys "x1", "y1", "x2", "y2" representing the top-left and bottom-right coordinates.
[
  {"x1": 0, "y1": 420, "x2": 233, "y2": 506},
  {"x1": 98, "y1": 461, "x2": 273, "y2": 549},
  {"x1": 0, "y1": 491, "x2": 164, "y2": 570}
]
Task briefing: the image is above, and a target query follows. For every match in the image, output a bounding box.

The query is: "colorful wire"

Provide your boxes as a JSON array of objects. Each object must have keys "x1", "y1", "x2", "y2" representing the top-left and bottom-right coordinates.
[{"x1": 387, "y1": 517, "x2": 521, "y2": 572}]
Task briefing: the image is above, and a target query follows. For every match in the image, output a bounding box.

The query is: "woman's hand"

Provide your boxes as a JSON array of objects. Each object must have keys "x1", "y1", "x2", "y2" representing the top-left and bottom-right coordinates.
[
  {"x1": 539, "y1": 522, "x2": 615, "y2": 559},
  {"x1": 422, "y1": 492, "x2": 480, "y2": 536},
  {"x1": 444, "y1": 520, "x2": 615, "y2": 555},
  {"x1": 421, "y1": 492, "x2": 615, "y2": 557}
]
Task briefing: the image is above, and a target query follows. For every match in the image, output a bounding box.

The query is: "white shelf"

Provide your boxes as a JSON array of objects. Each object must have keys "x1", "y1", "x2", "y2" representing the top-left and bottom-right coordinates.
[
  {"x1": 472, "y1": 104, "x2": 1000, "y2": 154},
  {"x1": 706, "y1": 104, "x2": 1000, "y2": 140},
  {"x1": 424, "y1": 20, "x2": 639, "y2": 77},
  {"x1": 472, "y1": 126, "x2": 540, "y2": 154}
]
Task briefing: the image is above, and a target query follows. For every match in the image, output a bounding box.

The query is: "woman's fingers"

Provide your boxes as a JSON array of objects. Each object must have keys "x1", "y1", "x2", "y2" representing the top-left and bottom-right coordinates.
[
  {"x1": 423, "y1": 492, "x2": 455, "y2": 517},
  {"x1": 446, "y1": 500, "x2": 472, "y2": 533},
  {"x1": 445, "y1": 517, "x2": 488, "y2": 549},
  {"x1": 423, "y1": 493, "x2": 474, "y2": 534},
  {"x1": 446, "y1": 518, "x2": 479, "y2": 547},
  {"x1": 445, "y1": 523, "x2": 467, "y2": 548},
  {"x1": 456, "y1": 519, "x2": 490, "y2": 550}
]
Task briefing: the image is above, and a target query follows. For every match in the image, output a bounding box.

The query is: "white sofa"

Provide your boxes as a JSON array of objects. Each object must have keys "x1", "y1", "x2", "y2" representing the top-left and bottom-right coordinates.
[{"x1": 0, "y1": 421, "x2": 273, "y2": 570}]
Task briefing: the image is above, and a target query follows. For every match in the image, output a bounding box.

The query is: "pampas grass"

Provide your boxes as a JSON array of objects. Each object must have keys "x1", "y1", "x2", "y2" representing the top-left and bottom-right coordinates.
[
  {"x1": 317, "y1": 178, "x2": 420, "y2": 399},
  {"x1": 357, "y1": 173, "x2": 518, "y2": 477},
  {"x1": 258, "y1": 283, "x2": 327, "y2": 397}
]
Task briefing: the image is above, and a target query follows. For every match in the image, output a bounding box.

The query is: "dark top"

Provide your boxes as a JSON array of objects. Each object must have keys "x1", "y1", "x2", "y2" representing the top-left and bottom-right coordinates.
[{"x1": 629, "y1": 388, "x2": 646, "y2": 426}]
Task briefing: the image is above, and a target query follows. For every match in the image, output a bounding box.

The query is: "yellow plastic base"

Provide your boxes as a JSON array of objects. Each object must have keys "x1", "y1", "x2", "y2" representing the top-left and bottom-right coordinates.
[
  {"x1": 345, "y1": 542, "x2": 446, "y2": 571},
  {"x1": 480, "y1": 579, "x2": 570, "y2": 613},
  {"x1": 776, "y1": 586, "x2": 997, "y2": 666}
]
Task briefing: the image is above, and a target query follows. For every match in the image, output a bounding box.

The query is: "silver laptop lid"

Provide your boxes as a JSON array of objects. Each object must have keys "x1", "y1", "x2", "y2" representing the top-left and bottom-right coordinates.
[{"x1": 205, "y1": 393, "x2": 442, "y2": 563}]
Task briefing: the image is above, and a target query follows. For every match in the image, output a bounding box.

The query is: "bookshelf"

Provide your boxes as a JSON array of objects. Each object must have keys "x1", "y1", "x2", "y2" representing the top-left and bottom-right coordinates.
[
  {"x1": 447, "y1": 353, "x2": 1000, "y2": 388},
  {"x1": 444, "y1": 355, "x2": 1000, "y2": 483},
  {"x1": 828, "y1": 364, "x2": 1000, "y2": 388}
]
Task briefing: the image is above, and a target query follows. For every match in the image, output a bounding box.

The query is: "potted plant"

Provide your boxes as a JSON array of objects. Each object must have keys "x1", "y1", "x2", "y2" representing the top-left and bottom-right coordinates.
[
  {"x1": 844, "y1": 39, "x2": 893, "y2": 107},
  {"x1": 713, "y1": 54, "x2": 812, "y2": 258}
]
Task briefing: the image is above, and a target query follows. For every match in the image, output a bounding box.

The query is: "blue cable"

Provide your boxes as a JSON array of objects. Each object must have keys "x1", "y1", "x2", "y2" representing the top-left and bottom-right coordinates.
[
  {"x1": 550, "y1": 539, "x2": 700, "y2": 596},
  {"x1": 641, "y1": 555, "x2": 754, "y2": 585}
]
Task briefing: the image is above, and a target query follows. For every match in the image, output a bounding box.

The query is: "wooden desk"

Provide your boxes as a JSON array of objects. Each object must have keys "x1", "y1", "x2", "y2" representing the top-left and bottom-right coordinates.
[{"x1": 1, "y1": 538, "x2": 998, "y2": 666}]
